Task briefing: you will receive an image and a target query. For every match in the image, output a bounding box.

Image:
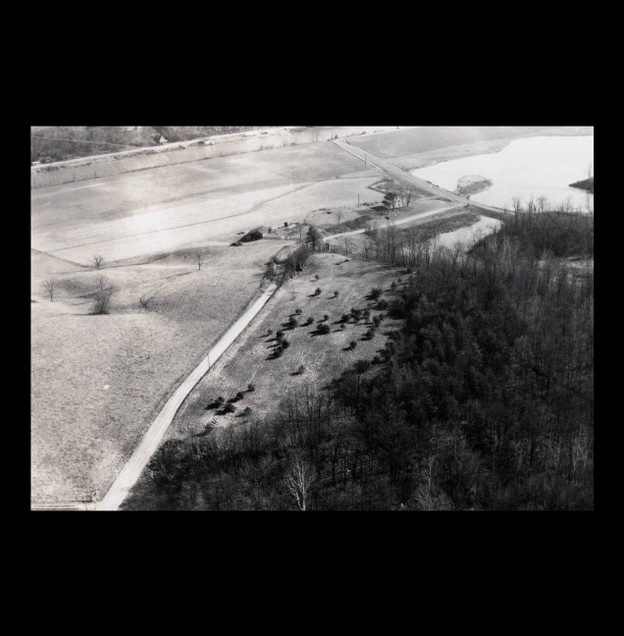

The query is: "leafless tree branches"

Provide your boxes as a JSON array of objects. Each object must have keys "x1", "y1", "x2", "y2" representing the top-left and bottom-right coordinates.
[
  {"x1": 42, "y1": 277, "x2": 55, "y2": 302},
  {"x1": 284, "y1": 453, "x2": 315, "y2": 511}
]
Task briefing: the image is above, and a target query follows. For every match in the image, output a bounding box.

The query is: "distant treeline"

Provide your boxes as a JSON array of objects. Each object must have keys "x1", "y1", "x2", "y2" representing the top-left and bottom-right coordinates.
[
  {"x1": 31, "y1": 126, "x2": 266, "y2": 164},
  {"x1": 570, "y1": 177, "x2": 594, "y2": 193},
  {"x1": 124, "y1": 210, "x2": 593, "y2": 510}
]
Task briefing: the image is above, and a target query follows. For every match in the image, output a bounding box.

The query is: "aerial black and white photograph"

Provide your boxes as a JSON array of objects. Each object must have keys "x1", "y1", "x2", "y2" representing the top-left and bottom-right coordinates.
[{"x1": 30, "y1": 125, "x2": 594, "y2": 511}]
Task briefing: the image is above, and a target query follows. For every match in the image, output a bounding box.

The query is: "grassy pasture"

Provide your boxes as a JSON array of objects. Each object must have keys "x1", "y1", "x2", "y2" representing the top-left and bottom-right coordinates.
[
  {"x1": 157, "y1": 253, "x2": 405, "y2": 447},
  {"x1": 31, "y1": 240, "x2": 289, "y2": 503}
]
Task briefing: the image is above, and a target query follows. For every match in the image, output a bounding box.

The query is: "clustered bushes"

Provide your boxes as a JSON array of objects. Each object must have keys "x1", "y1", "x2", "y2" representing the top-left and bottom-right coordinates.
[{"x1": 284, "y1": 245, "x2": 312, "y2": 277}]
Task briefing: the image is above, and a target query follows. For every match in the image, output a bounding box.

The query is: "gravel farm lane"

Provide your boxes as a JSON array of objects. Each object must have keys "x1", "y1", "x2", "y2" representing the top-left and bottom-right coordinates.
[{"x1": 95, "y1": 281, "x2": 279, "y2": 511}]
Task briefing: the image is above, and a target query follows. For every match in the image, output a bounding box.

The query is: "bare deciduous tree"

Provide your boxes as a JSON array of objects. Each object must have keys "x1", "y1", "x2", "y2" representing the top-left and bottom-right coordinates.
[
  {"x1": 193, "y1": 249, "x2": 206, "y2": 271},
  {"x1": 92, "y1": 289, "x2": 113, "y2": 315},
  {"x1": 91, "y1": 254, "x2": 105, "y2": 270},
  {"x1": 95, "y1": 274, "x2": 110, "y2": 292},
  {"x1": 43, "y1": 277, "x2": 55, "y2": 302},
  {"x1": 284, "y1": 453, "x2": 315, "y2": 511}
]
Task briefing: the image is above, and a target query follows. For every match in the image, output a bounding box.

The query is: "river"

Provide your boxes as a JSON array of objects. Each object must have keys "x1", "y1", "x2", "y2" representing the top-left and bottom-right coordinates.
[{"x1": 411, "y1": 135, "x2": 594, "y2": 212}]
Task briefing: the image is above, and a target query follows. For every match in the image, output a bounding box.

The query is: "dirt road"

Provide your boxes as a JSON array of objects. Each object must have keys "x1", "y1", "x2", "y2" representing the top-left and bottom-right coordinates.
[
  {"x1": 322, "y1": 203, "x2": 464, "y2": 243},
  {"x1": 333, "y1": 138, "x2": 509, "y2": 215},
  {"x1": 95, "y1": 281, "x2": 278, "y2": 511}
]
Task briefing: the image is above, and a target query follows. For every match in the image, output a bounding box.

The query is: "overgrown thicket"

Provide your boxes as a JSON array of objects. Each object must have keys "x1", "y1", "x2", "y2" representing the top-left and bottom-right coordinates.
[{"x1": 124, "y1": 211, "x2": 593, "y2": 511}]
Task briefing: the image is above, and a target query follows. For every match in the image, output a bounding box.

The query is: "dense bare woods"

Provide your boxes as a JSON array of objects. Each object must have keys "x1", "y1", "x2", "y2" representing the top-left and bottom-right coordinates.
[{"x1": 124, "y1": 209, "x2": 593, "y2": 510}]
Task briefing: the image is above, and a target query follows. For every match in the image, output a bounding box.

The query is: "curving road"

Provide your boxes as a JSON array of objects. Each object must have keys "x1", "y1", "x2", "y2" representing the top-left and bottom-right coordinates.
[
  {"x1": 322, "y1": 203, "x2": 464, "y2": 243},
  {"x1": 332, "y1": 138, "x2": 509, "y2": 216},
  {"x1": 96, "y1": 281, "x2": 278, "y2": 511}
]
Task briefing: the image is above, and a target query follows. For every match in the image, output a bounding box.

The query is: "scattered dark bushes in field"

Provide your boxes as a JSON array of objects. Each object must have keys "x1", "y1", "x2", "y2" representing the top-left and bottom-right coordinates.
[
  {"x1": 218, "y1": 403, "x2": 237, "y2": 415},
  {"x1": 206, "y1": 396, "x2": 225, "y2": 410}
]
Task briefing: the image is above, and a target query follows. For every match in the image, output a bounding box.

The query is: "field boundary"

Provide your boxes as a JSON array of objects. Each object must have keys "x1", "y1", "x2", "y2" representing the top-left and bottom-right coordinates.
[{"x1": 95, "y1": 277, "x2": 282, "y2": 511}]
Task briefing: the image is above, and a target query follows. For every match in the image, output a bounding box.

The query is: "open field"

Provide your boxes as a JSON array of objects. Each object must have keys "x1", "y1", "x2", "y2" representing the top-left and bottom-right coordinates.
[
  {"x1": 349, "y1": 126, "x2": 594, "y2": 171},
  {"x1": 32, "y1": 141, "x2": 385, "y2": 265},
  {"x1": 31, "y1": 126, "x2": 401, "y2": 189},
  {"x1": 31, "y1": 239, "x2": 289, "y2": 503},
  {"x1": 130, "y1": 252, "x2": 405, "y2": 459}
]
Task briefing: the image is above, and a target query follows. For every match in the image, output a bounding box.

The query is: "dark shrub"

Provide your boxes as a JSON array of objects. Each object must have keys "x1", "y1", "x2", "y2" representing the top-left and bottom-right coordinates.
[
  {"x1": 354, "y1": 359, "x2": 371, "y2": 374},
  {"x1": 295, "y1": 308, "x2": 302, "y2": 315},
  {"x1": 314, "y1": 288, "x2": 321, "y2": 296},
  {"x1": 369, "y1": 287, "x2": 382, "y2": 300},
  {"x1": 305, "y1": 316, "x2": 314, "y2": 325},
  {"x1": 247, "y1": 383, "x2": 256, "y2": 392},
  {"x1": 317, "y1": 323, "x2": 331, "y2": 335},
  {"x1": 288, "y1": 316, "x2": 298, "y2": 329}
]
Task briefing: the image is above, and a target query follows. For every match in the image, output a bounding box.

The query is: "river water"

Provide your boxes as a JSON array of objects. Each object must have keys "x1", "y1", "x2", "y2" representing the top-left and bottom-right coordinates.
[{"x1": 411, "y1": 135, "x2": 594, "y2": 211}]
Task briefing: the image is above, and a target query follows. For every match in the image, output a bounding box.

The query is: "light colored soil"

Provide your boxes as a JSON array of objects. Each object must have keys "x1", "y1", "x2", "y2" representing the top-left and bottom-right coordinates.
[
  {"x1": 159, "y1": 252, "x2": 405, "y2": 445},
  {"x1": 31, "y1": 142, "x2": 384, "y2": 265},
  {"x1": 31, "y1": 240, "x2": 289, "y2": 503}
]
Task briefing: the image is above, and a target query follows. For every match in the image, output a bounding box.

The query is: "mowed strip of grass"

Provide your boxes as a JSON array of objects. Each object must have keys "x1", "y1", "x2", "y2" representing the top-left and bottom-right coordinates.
[
  {"x1": 158, "y1": 252, "x2": 405, "y2": 446},
  {"x1": 31, "y1": 240, "x2": 289, "y2": 503}
]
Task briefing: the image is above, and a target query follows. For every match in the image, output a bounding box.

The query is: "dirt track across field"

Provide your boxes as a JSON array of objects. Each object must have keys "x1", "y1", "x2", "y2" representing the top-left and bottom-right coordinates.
[{"x1": 95, "y1": 281, "x2": 279, "y2": 511}]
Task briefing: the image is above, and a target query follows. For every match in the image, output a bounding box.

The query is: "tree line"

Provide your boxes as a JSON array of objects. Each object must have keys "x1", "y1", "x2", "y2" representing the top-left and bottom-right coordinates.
[{"x1": 123, "y1": 208, "x2": 593, "y2": 510}]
